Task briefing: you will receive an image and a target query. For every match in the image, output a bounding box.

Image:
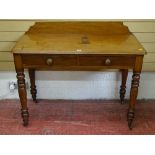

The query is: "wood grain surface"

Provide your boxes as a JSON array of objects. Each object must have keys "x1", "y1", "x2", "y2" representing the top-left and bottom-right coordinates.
[{"x1": 12, "y1": 22, "x2": 145, "y2": 55}]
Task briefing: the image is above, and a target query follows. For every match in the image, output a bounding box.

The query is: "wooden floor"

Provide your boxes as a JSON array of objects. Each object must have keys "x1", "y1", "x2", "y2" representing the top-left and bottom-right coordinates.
[{"x1": 0, "y1": 99, "x2": 155, "y2": 135}]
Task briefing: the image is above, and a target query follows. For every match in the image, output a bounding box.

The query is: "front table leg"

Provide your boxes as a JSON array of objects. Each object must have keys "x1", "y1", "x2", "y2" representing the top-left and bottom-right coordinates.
[
  {"x1": 17, "y1": 71, "x2": 29, "y2": 126},
  {"x1": 128, "y1": 73, "x2": 140, "y2": 129},
  {"x1": 14, "y1": 54, "x2": 29, "y2": 126},
  {"x1": 127, "y1": 56, "x2": 143, "y2": 129}
]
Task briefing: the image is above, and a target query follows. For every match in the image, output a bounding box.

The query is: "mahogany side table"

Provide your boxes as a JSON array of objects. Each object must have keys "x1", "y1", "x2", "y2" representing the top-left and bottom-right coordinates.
[{"x1": 12, "y1": 21, "x2": 145, "y2": 129}]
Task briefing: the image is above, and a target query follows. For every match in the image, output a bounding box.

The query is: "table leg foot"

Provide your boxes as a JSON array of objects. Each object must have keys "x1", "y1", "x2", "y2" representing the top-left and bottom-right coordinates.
[
  {"x1": 120, "y1": 90, "x2": 125, "y2": 104},
  {"x1": 21, "y1": 109, "x2": 29, "y2": 126},
  {"x1": 32, "y1": 98, "x2": 38, "y2": 103},
  {"x1": 127, "y1": 109, "x2": 134, "y2": 130}
]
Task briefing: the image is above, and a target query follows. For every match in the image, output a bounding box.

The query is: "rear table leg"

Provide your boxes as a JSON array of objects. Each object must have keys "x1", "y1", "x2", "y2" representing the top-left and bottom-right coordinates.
[
  {"x1": 29, "y1": 69, "x2": 38, "y2": 103},
  {"x1": 120, "y1": 69, "x2": 128, "y2": 104}
]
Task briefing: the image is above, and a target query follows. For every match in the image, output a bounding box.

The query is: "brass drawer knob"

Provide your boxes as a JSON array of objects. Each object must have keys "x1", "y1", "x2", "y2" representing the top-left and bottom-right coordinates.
[
  {"x1": 46, "y1": 58, "x2": 53, "y2": 65},
  {"x1": 105, "y1": 58, "x2": 111, "y2": 65}
]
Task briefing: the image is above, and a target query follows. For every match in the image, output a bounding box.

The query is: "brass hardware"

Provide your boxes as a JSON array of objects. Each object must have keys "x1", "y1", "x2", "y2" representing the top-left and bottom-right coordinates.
[
  {"x1": 46, "y1": 58, "x2": 53, "y2": 65},
  {"x1": 105, "y1": 58, "x2": 111, "y2": 65}
]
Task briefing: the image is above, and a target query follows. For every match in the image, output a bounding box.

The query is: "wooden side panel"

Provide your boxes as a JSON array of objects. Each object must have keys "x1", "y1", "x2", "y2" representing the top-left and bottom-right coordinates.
[
  {"x1": 0, "y1": 62, "x2": 15, "y2": 70},
  {"x1": 0, "y1": 21, "x2": 35, "y2": 31},
  {"x1": 144, "y1": 53, "x2": 155, "y2": 62},
  {"x1": 0, "y1": 52, "x2": 13, "y2": 61},
  {"x1": 142, "y1": 63, "x2": 155, "y2": 71},
  {"x1": 124, "y1": 22, "x2": 155, "y2": 32},
  {"x1": 0, "y1": 32, "x2": 25, "y2": 41},
  {"x1": 142, "y1": 43, "x2": 155, "y2": 53},
  {"x1": 0, "y1": 21, "x2": 35, "y2": 70},
  {"x1": 0, "y1": 42, "x2": 16, "y2": 51},
  {"x1": 134, "y1": 33, "x2": 155, "y2": 43}
]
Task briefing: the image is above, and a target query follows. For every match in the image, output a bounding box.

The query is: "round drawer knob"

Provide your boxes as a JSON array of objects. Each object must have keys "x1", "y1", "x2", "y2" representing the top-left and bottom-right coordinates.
[
  {"x1": 105, "y1": 58, "x2": 111, "y2": 65},
  {"x1": 46, "y1": 58, "x2": 53, "y2": 65}
]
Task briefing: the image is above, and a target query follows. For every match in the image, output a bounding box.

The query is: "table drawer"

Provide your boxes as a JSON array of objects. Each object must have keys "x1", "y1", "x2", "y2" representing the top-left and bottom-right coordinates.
[
  {"x1": 79, "y1": 55, "x2": 135, "y2": 67},
  {"x1": 22, "y1": 54, "x2": 77, "y2": 67}
]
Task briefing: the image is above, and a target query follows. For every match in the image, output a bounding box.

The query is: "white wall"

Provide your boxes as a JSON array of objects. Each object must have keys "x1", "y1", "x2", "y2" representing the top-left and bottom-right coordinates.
[{"x1": 0, "y1": 71, "x2": 155, "y2": 100}]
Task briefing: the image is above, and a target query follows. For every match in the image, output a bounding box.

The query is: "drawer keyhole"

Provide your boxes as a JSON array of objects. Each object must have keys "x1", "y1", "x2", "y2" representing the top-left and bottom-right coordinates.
[
  {"x1": 46, "y1": 58, "x2": 53, "y2": 65},
  {"x1": 105, "y1": 58, "x2": 111, "y2": 65}
]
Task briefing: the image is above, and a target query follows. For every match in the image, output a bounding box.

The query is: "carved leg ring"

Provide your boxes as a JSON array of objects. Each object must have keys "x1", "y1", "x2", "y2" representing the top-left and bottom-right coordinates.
[
  {"x1": 128, "y1": 73, "x2": 140, "y2": 130},
  {"x1": 17, "y1": 72, "x2": 29, "y2": 126}
]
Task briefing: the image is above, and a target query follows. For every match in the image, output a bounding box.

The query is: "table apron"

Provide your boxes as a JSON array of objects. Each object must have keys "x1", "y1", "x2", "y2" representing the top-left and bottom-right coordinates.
[{"x1": 21, "y1": 54, "x2": 136, "y2": 70}]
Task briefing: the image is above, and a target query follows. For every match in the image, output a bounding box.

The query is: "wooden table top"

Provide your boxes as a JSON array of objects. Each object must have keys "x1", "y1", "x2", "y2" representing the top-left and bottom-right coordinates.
[{"x1": 12, "y1": 22, "x2": 146, "y2": 55}]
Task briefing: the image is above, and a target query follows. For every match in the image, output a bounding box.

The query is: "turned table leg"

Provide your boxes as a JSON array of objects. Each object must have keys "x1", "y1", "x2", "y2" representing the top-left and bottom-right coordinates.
[
  {"x1": 120, "y1": 69, "x2": 128, "y2": 104},
  {"x1": 28, "y1": 69, "x2": 37, "y2": 103},
  {"x1": 14, "y1": 54, "x2": 29, "y2": 126},
  {"x1": 127, "y1": 56, "x2": 143, "y2": 129},
  {"x1": 17, "y1": 72, "x2": 29, "y2": 126},
  {"x1": 128, "y1": 72, "x2": 140, "y2": 129}
]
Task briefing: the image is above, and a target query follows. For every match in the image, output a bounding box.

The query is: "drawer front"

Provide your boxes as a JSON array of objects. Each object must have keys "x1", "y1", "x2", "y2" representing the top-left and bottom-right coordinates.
[
  {"x1": 79, "y1": 55, "x2": 135, "y2": 67},
  {"x1": 22, "y1": 54, "x2": 77, "y2": 67}
]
